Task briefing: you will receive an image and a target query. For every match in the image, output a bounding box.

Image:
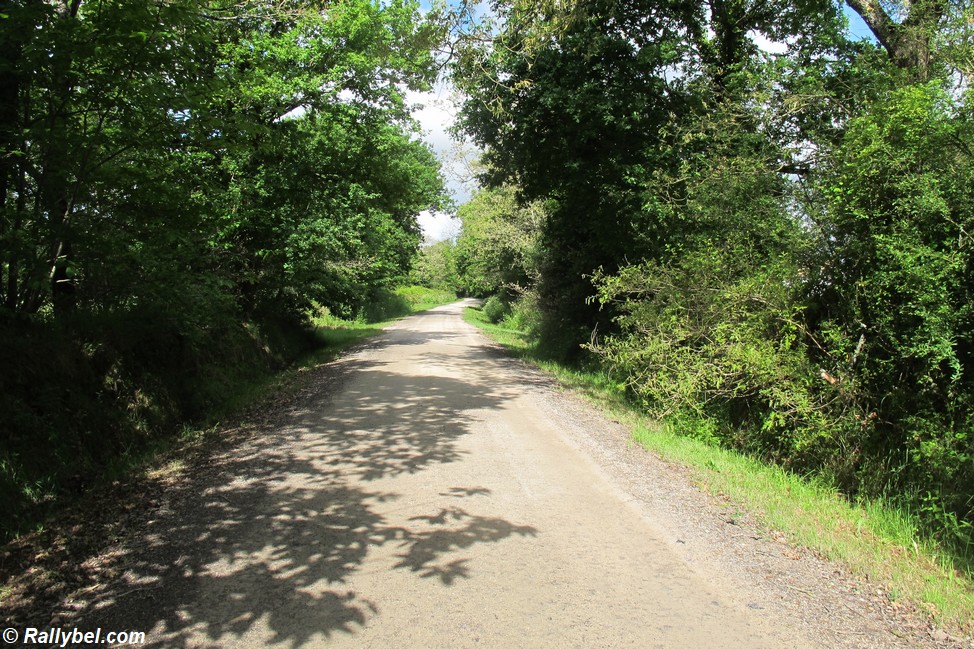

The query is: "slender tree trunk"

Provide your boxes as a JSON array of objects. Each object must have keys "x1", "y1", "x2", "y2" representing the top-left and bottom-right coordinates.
[
  {"x1": 700, "y1": 0, "x2": 757, "y2": 102},
  {"x1": 7, "y1": 179, "x2": 25, "y2": 310},
  {"x1": 44, "y1": 0, "x2": 84, "y2": 316}
]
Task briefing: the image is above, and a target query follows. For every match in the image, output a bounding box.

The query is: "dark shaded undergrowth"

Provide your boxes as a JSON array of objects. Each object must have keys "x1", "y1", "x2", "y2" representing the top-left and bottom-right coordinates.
[{"x1": 0, "y1": 287, "x2": 456, "y2": 545}]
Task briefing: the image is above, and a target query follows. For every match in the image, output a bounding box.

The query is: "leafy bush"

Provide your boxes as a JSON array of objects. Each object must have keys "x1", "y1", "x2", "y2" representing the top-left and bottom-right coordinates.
[
  {"x1": 589, "y1": 251, "x2": 858, "y2": 477},
  {"x1": 0, "y1": 289, "x2": 328, "y2": 543},
  {"x1": 811, "y1": 83, "x2": 974, "y2": 537},
  {"x1": 482, "y1": 295, "x2": 510, "y2": 323},
  {"x1": 501, "y1": 290, "x2": 544, "y2": 337},
  {"x1": 394, "y1": 285, "x2": 458, "y2": 313},
  {"x1": 361, "y1": 288, "x2": 413, "y2": 322}
]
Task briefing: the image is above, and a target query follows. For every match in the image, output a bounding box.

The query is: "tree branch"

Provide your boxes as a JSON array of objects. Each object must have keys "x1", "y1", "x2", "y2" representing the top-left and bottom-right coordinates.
[{"x1": 845, "y1": 0, "x2": 898, "y2": 59}]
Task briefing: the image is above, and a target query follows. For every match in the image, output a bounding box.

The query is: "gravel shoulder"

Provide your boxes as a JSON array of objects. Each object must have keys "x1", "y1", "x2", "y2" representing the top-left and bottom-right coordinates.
[{"x1": 1, "y1": 299, "x2": 968, "y2": 648}]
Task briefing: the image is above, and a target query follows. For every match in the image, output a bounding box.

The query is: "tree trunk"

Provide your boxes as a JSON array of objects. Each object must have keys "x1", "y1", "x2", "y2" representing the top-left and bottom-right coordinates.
[
  {"x1": 44, "y1": 0, "x2": 84, "y2": 315},
  {"x1": 845, "y1": 0, "x2": 946, "y2": 81}
]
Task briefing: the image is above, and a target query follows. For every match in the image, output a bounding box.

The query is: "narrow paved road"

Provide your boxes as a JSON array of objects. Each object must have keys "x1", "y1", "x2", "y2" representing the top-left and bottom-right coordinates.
[{"x1": 80, "y1": 300, "x2": 929, "y2": 647}]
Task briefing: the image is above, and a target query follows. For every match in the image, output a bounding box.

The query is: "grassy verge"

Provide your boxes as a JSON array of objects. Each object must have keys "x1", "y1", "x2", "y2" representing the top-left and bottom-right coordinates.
[{"x1": 464, "y1": 304, "x2": 974, "y2": 635}]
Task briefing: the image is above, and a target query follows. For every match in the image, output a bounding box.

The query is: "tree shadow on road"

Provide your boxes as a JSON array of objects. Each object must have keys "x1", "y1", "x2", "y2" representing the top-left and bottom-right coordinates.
[
  {"x1": 396, "y1": 507, "x2": 537, "y2": 585},
  {"x1": 63, "y1": 352, "x2": 538, "y2": 647}
]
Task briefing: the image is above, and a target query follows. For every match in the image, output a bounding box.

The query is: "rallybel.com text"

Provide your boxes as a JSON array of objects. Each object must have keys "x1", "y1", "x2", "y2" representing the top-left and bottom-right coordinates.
[{"x1": 3, "y1": 627, "x2": 146, "y2": 646}]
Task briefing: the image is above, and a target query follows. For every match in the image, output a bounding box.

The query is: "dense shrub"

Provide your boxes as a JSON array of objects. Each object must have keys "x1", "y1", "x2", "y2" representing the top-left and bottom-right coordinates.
[
  {"x1": 361, "y1": 285, "x2": 458, "y2": 322},
  {"x1": 482, "y1": 295, "x2": 510, "y2": 324},
  {"x1": 588, "y1": 83, "x2": 974, "y2": 549},
  {"x1": 501, "y1": 290, "x2": 544, "y2": 338},
  {"x1": 590, "y1": 252, "x2": 854, "y2": 475},
  {"x1": 361, "y1": 288, "x2": 414, "y2": 323},
  {"x1": 810, "y1": 83, "x2": 974, "y2": 537},
  {"x1": 452, "y1": 0, "x2": 974, "y2": 553}
]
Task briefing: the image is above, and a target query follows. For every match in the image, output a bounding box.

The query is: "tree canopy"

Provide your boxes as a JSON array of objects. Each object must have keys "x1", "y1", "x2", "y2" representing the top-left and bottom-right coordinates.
[
  {"x1": 0, "y1": 0, "x2": 447, "y2": 320},
  {"x1": 0, "y1": 0, "x2": 448, "y2": 534},
  {"x1": 452, "y1": 0, "x2": 974, "y2": 554}
]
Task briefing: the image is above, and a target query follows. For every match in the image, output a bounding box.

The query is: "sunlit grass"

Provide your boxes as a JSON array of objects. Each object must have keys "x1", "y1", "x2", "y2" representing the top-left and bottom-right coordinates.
[
  {"x1": 632, "y1": 421, "x2": 972, "y2": 627},
  {"x1": 305, "y1": 318, "x2": 386, "y2": 366},
  {"x1": 461, "y1": 303, "x2": 532, "y2": 352},
  {"x1": 464, "y1": 305, "x2": 974, "y2": 636}
]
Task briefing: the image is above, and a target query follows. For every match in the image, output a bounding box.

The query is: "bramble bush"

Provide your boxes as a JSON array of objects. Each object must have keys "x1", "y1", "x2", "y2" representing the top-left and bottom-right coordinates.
[{"x1": 590, "y1": 251, "x2": 862, "y2": 483}]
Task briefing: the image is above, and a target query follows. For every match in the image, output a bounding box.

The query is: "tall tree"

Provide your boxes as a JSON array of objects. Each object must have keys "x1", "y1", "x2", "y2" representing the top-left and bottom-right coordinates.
[
  {"x1": 0, "y1": 0, "x2": 446, "y2": 321},
  {"x1": 454, "y1": 0, "x2": 842, "y2": 356},
  {"x1": 453, "y1": 185, "x2": 543, "y2": 299},
  {"x1": 0, "y1": 0, "x2": 448, "y2": 535},
  {"x1": 845, "y1": 0, "x2": 962, "y2": 80}
]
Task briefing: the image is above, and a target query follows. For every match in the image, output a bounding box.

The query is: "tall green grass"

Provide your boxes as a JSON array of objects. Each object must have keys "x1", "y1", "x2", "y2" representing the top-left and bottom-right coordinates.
[{"x1": 464, "y1": 304, "x2": 974, "y2": 635}]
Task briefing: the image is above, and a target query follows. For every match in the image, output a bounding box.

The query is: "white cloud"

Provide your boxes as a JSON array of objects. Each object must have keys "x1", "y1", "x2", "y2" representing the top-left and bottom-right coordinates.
[
  {"x1": 749, "y1": 30, "x2": 789, "y2": 55},
  {"x1": 417, "y1": 209, "x2": 461, "y2": 243},
  {"x1": 409, "y1": 85, "x2": 455, "y2": 154},
  {"x1": 407, "y1": 81, "x2": 480, "y2": 215}
]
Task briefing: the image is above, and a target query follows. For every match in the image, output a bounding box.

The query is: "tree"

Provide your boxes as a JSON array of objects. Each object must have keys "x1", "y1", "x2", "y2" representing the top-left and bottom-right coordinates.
[
  {"x1": 411, "y1": 239, "x2": 458, "y2": 290},
  {"x1": 454, "y1": 0, "x2": 844, "y2": 357},
  {"x1": 454, "y1": 0, "x2": 691, "y2": 354},
  {"x1": 452, "y1": 0, "x2": 974, "y2": 544},
  {"x1": 453, "y1": 185, "x2": 543, "y2": 299},
  {"x1": 0, "y1": 0, "x2": 446, "y2": 320},
  {"x1": 845, "y1": 0, "x2": 968, "y2": 80},
  {"x1": 0, "y1": 0, "x2": 448, "y2": 538}
]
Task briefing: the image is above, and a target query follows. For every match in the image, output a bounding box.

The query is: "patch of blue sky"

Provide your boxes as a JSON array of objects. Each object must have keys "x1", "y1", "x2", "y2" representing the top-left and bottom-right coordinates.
[{"x1": 843, "y1": 5, "x2": 875, "y2": 42}]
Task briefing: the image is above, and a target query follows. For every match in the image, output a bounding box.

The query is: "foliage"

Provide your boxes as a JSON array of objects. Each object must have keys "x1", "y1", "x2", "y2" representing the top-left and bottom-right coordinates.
[
  {"x1": 0, "y1": 0, "x2": 447, "y2": 541},
  {"x1": 481, "y1": 295, "x2": 508, "y2": 324},
  {"x1": 357, "y1": 284, "x2": 457, "y2": 323},
  {"x1": 452, "y1": 0, "x2": 974, "y2": 556},
  {"x1": 410, "y1": 239, "x2": 458, "y2": 290},
  {"x1": 810, "y1": 82, "x2": 974, "y2": 533},
  {"x1": 453, "y1": 185, "x2": 544, "y2": 299},
  {"x1": 591, "y1": 251, "x2": 859, "y2": 480},
  {"x1": 0, "y1": 304, "x2": 309, "y2": 537},
  {"x1": 393, "y1": 284, "x2": 458, "y2": 313}
]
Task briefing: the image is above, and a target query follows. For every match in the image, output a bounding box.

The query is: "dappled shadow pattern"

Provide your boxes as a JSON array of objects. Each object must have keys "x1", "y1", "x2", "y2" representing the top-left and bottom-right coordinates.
[
  {"x1": 65, "y1": 315, "x2": 539, "y2": 647},
  {"x1": 396, "y1": 507, "x2": 537, "y2": 585},
  {"x1": 294, "y1": 369, "x2": 480, "y2": 482}
]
